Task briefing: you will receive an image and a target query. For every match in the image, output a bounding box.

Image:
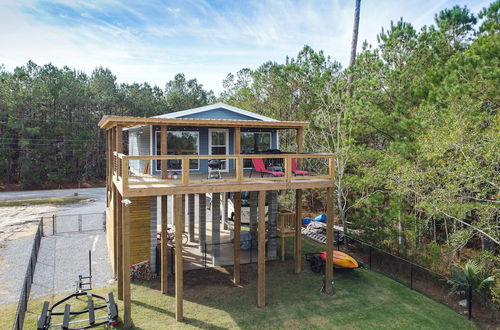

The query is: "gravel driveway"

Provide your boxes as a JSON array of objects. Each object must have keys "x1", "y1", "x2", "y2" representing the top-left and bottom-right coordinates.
[{"x1": 0, "y1": 187, "x2": 112, "y2": 305}]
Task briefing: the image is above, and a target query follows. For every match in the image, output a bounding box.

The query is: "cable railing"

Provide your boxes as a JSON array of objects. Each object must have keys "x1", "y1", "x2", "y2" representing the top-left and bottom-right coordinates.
[{"x1": 114, "y1": 153, "x2": 335, "y2": 189}]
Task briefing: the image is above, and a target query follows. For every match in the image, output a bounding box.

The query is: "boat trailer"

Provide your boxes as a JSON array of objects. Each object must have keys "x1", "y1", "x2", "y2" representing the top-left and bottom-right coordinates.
[{"x1": 37, "y1": 251, "x2": 118, "y2": 329}]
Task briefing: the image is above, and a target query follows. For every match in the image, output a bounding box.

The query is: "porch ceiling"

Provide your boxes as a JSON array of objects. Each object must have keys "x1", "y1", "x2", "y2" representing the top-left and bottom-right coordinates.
[{"x1": 98, "y1": 115, "x2": 308, "y2": 130}]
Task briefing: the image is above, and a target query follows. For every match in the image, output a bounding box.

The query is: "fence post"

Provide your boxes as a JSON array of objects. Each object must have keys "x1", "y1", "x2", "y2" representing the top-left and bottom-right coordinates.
[
  {"x1": 369, "y1": 246, "x2": 372, "y2": 270},
  {"x1": 467, "y1": 285, "x2": 472, "y2": 320},
  {"x1": 52, "y1": 215, "x2": 56, "y2": 235},
  {"x1": 78, "y1": 214, "x2": 82, "y2": 232},
  {"x1": 410, "y1": 264, "x2": 413, "y2": 289}
]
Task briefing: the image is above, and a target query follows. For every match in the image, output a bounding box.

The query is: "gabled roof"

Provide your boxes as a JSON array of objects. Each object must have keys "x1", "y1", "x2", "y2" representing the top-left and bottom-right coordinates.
[{"x1": 153, "y1": 102, "x2": 278, "y2": 122}]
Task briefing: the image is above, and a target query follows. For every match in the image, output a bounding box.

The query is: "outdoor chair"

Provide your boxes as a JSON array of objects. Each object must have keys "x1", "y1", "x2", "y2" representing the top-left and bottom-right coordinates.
[
  {"x1": 291, "y1": 158, "x2": 309, "y2": 176},
  {"x1": 250, "y1": 158, "x2": 284, "y2": 178}
]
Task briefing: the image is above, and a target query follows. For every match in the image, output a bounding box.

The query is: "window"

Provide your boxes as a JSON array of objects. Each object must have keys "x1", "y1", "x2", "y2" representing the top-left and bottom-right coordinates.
[
  {"x1": 209, "y1": 129, "x2": 229, "y2": 171},
  {"x1": 241, "y1": 132, "x2": 272, "y2": 168},
  {"x1": 155, "y1": 131, "x2": 199, "y2": 171}
]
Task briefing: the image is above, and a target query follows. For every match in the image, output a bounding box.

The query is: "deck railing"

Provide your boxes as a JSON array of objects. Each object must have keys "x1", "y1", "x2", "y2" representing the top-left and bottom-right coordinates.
[{"x1": 113, "y1": 153, "x2": 335, "y2": 188}]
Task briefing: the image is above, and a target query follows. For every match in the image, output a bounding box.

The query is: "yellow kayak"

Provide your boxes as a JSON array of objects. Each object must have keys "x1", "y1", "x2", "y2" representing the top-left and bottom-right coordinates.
[{"x1": 319, "y1": 251, "x2": 360, "y2": 269}]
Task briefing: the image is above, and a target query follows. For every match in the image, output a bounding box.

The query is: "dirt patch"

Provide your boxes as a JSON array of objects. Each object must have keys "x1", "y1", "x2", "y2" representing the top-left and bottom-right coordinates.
[{"x1": 0, "y1": 204, "x2": 58, "y2": 242}]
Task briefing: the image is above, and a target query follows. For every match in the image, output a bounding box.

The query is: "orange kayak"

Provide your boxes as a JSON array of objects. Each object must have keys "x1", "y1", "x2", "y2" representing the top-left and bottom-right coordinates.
[{"x1": 319, "y1": 251, "x2": 359, "y2": 269}]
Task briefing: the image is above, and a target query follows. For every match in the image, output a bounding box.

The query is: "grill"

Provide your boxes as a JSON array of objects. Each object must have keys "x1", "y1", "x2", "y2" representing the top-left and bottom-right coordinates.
[{"x1": 207, "y1": 159, "x2": 223, "y2": 179}]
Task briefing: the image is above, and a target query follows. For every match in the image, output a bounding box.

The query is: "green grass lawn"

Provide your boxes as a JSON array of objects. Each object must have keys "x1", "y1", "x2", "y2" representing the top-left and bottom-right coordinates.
[
  {"x1": 0, "y1": 196, "x2": 88, "y2": 207},
  {"x1": 3, "y1": 237, "x2": 476, "y2": 329}
]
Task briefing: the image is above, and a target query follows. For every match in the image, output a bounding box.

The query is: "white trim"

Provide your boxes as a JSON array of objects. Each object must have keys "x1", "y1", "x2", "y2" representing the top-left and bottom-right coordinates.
[
  {"x1": 208, "y1": 128, "x2": 230, "y2": 172},
  {"x1": 153, "y1": 102, "x2": 278, "y2": 122},
  {"x1": 154, "y1": 130, "x2": 200, "y2": 171},
  {"x1": 149, "y1": 127, "x2": 153, "y2": 175}
]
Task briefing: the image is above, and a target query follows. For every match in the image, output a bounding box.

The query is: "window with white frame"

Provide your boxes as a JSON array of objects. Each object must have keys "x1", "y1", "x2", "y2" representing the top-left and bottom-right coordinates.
[
  {"x1": 155, "y1": 131, "x2": 199, "y2": 171},
  {"x1": 209, "y1": 129, "x2": 229, "y2": 171}
]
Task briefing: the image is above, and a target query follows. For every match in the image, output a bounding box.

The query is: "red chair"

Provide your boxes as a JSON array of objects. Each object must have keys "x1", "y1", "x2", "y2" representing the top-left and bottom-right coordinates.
[
  {"x1": 291, "y1": 158, "x2": 309, "y2": 176},
  {"x1": 250, "y1": 158, "x2": 284, "y2": 177}
]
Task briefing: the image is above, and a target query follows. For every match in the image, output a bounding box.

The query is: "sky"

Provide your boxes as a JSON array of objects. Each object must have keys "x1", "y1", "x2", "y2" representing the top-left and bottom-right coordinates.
[{"x1": 0, "y1": 0, "x2": 491, "y2": 94}]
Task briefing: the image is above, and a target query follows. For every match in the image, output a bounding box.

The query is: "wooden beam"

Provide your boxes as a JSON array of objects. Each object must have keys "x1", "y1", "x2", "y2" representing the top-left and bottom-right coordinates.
[
  {"x1": 98, "y1": 115, "x2": 309, "y2": 130},
  {"x1": 257, "y1": 190, "x2": 266, "y2": 307},
  {"x1": 160, "y1": 126, "x2": 167, "y2": 179},
  {"x1": 233, "y1": 192, "x2": 241, "y2": 285},
  {"x1": 122, "y1": 199, "x2": 131, "y2": 327},
  {"x1": 174, "y1": 194, "x2": 184, "y2": 322},
  {"x1": 116, "y1": 191, "x2": 123, "y2": 300},
  {"x1": 161, "y1": 195, "x2": 168, "y2": 294},
  {"x1": 294, "y1": 189, "x2": 302, "y2": 274},
  {"x1": 325, "y1": 187, "x2": 334, "y2": 294}
]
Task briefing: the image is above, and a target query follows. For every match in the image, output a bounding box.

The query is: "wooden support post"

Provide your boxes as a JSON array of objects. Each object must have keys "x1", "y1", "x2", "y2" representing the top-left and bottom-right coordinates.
[
  {"x1": 122, "y1": 199, "x2": 131, "y2": 327},
  {"x1": 174, "y1": 194, "x2": 184, "y2": 322},
  {"x1": 234, "y1": 127, "x2": 241, "y2": 181},
  {"x1": 161, "y1": 195, "x2": 168, "y2": 294},
  {"x1": 295, "y1": 189, "x2": 302, "y2": 274},
  {"x1": 234, "y1": 127, "x2": 241, "y2": 154},
  {"x1": 161, "y1": 126, "x2": 167, "y2": 179},
  {"x1": 326, "y1": 187, "x2": 334, "y2": 294},
  {"x1": 116, "y1": 191, "x2": 123, "y2": 300},
  {"x1": 233, "y1": 192, "x2": 241, "y2": 285},
  {"x1": 116, "y1": 126, "x2": 123, "y2": 153},
  {"x1": 296, "y1": 128, "x2": 303, "y2": 153},
  {"x1": 257, "y1": 190, "x2": 266, "y2": 307}
]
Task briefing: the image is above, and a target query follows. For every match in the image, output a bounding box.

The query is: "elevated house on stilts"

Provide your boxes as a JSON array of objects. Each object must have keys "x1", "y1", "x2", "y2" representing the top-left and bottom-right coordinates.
[{"x1": 99, "y1": 103, "x2": 335, "y2": 325}]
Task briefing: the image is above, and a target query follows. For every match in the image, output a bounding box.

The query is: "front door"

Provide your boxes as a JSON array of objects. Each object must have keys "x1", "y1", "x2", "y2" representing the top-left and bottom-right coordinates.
[{"x1": 209, "y1": 129, "x2": 229, "y2": 171}]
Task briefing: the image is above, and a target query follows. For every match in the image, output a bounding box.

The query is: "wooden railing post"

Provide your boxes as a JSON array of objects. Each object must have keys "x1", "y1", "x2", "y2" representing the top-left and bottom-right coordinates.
[
  {"x1": 285, "y1": 155, "x2": 292, "y2": 182},
  {"x1": 329, "y1": 156, "x2": 335, "y2": 181},
  {"x1": 122, "y1": 157, "x2": 128, "y2": 193},
  {"x1": 236, "y1": 156, "x2": 243, "y2": 182},
  {"x1": 182, "y1": 157, "x2": 189, "y2": 185}
]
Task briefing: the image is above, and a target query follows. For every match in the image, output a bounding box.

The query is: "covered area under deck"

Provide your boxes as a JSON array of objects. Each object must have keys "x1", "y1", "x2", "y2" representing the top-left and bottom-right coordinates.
[{"x1": 100, "y1": 113, "x2": 336, "y2": 326}]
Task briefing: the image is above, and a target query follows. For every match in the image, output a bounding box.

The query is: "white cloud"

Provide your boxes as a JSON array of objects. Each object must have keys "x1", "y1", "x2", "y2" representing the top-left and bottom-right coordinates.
[{"x1": 0, "y1": 0, "x2": 492, "y2": 94}]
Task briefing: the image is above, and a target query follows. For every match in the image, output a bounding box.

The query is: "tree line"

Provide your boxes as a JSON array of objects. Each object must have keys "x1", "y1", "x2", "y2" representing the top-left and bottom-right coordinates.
[
  {"x1": 0, "y1": 69, "x2": 214, "y2": 185},
  {"x1": 220, "y1": 2, "x2": 499, "y2": 298},
  {"x1": 0, "y1": 1, "x2": 498, "y2": 298}
]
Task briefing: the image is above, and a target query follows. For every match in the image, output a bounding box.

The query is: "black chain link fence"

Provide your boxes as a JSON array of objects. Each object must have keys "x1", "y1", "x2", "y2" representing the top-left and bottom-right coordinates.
[
  {"x1": 337, "y1": 232, "x2": 499, "y2": 328},
  {"x1": 42, "y1": 212, "x2": 106, "y2": 235},
  {"x1": 12, "y1": 220, "x2": 43, "y2": 330}
]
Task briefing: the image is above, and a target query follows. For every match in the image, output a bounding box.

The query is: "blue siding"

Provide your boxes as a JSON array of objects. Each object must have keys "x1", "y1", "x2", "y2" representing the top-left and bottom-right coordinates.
[
  {"x1": 150, "y1": 126, "x2": 279, "y2": 174},
  {"x1": 178, "y1": 108, "x2": 260, "y2": 121}
]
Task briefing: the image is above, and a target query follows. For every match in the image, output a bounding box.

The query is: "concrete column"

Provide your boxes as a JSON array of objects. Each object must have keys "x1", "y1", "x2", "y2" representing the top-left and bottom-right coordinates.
[
  {"x1": 150, "y1": 196, "x2": 158, "y2": 272},
  {"x1": 249, "y1": 191, "x2": 258, "y2": 242},
  {"x1": 199, "y1": 193, "x2": 206, "y2": 252},
  {"x1": 267, "y1": 191, "x2": 278, "y2": 260},
  {"x1": 212, "y1": 193, "x2": 221, "y2": 266},
  {"x1": 188, "y1": 194, "x2": 195, "y2": 242}
]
